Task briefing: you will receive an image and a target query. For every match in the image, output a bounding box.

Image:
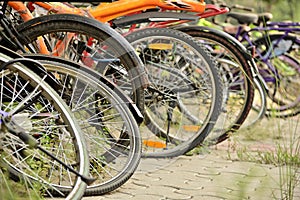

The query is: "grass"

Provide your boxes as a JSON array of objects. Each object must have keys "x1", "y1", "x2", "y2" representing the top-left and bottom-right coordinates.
[
  {"x1": 228, "y1": 115, "x2": 300, "y2": 200},
  {"x1": 187, "y1": 114, "x2": 300, "y2": 199},
  {"x1": 0, "y1": 162, "x2": 42, "y2": 200}
]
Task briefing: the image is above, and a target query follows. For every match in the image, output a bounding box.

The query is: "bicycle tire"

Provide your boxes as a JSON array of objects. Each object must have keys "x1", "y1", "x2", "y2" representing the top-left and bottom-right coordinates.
[
  {"x1": 241, "y1": 77, "x2": 267, "y2": 128},
  {"x1": 0, "y1": 47, "x2": 89, "y2": 199},
  {"x1": 251, "y1": 34, "x2": 300, "y2": 117},
  {"x1": 126, "y1": 28, "x2": 223, "y2": 157},
  {"x1": 24, "y1": 55, "x2": 142, "y2": 196},
  {"x1": 15, "y1": 14, "x2": 146, "y2": 116},
  {"x1": 265, "y1": 54, "x2": 300, "y2": 118},
  {"x1": 178, "y1": 26, "x2": 256, "y2": 143}
]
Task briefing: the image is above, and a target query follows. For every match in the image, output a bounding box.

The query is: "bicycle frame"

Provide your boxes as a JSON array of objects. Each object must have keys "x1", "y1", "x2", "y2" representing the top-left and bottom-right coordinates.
[
  {"x1": 9, "y1": 0, "x2": 206, "y2": 22},
  {"x1": 31, "y1": 1, "x2": 228, "y2": 24},
  {"x1": 232, "y1": 23, "x2": 300, "y2": 86},
  {"x1": 89, "y1": 0, "x2": 206, "y2": 22}
]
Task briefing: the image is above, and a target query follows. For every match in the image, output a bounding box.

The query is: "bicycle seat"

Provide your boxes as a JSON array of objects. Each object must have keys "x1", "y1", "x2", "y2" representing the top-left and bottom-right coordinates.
[
  {"x1": 226, "y1": 12, "x2": 258, "y2": 25},
  {"x1": 254, "y1": 12, "x2": 273, "y2": 25}
]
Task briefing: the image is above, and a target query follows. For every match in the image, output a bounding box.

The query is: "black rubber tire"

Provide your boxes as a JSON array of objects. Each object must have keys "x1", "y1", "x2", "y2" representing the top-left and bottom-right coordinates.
[
  {"x1": 25, "y1": 55, "x2": 142, "y2": 196},
  {"x1": 241, "y1": 77, "x2": 267, "y2": 128},
  {"x1": 180, "y1": 28, "x2": 255, "y2": 144},
  {"x1": 126, "y1": 28, "x2": 223, "y2": 157},
  {"x1": 15, "y1": 14, "x2": 146, "y2": 116}
]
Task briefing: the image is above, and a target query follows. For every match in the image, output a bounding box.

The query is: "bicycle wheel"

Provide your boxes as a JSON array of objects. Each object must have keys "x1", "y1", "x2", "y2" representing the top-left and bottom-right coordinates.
[
  {"x1": 177, "y1": 26, "x2": 257, "y2": 142},
  {"x1": 0, "y1": 47, "x2": 89, "y2": 199},
  {"x1": 14, "y1": 14, "x2": 146, "y2": 116},
  {"x1": 126, "y1": 28, "x2": 223, "y2": 157},
  {"x1": 265, "y1": 54, "x2": 300, "y2": 118},
  {"x1": 251, "y1": 34, "x2": 300, "y2": 117},
  {"x1": 241, "y1": 77, "x2": 267, "y2": 128},
  {"x1": 24, "y1": 54, "x2": 142, "y2": 195}
]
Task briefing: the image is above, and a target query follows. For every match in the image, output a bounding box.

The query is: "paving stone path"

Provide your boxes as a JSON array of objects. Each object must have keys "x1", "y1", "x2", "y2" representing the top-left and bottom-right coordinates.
[
  {"x1": 82, "y1": 149, "x2": 300, "y2": 200},
  {"x1": 80, "y1": 117, "x2": 300, "y2": 200}
]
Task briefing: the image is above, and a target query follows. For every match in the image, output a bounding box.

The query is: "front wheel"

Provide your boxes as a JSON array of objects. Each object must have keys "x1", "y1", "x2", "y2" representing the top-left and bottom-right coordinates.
[
  {"x1": 27, "y1": 55, "x2": 142, "y2": 196},
  {"x1": 0, "y1": 47, "x2": 89, "y2": 199}
]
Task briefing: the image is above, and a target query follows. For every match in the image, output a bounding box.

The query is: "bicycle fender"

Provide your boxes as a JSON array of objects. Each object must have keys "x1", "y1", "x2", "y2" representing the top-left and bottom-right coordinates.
[
  {"x1": 176, "y1": 26, "x2": 249, "y2": 56},
  {"x1": 0, "y1": 46, "x2": 62, "y2": 90},
  {"x1": 176, "y1": 25, "x2": 268, "y2": 93},
  {"x1": 176, "y1": 25, "x2": 261, "y2": 76}
]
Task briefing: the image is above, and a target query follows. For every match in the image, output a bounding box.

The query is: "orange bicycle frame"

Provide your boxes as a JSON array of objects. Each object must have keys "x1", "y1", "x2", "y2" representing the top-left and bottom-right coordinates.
[
  {"x1": 8, "y1": 1, "x2": 84, "y2": 55},
  {"x1": 89, "y1": 0, "x2": 206, "y2": 22},
  {"x1": 8, "y1": 0, "x2": 206, "y2": 23}
]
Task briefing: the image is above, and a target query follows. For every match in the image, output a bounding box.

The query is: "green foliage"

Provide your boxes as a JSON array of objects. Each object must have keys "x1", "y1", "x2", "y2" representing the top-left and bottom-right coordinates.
[
  {"x1": 0, "y1": 167, "x2": 42, "y2": 200},
  {"x1": 220, "y1": 0, "x2": 300, "y2": 21}
]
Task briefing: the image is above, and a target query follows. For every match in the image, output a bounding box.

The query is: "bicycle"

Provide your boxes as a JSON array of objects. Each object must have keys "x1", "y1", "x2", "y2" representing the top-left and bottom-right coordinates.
[
  {"x1": 7, "y1": 1, "x2": 148, "y2": 117},
  {"x1": 206, "y1": 0, "x2": 300, "y2": 118}
]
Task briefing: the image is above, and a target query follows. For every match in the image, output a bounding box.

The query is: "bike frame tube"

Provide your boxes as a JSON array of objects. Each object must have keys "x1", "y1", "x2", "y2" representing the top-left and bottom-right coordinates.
[
  {"x1": 89, "y1": 0, "x2": 206, "y2": 22},
  {"x1": 266, "y1": 21, "x2": 300, "y2": 28},
  {"x1": 9, "y1": 1, "x2": 206, "y2": 23},
  {"x1": 251, "y1": 26, "x2": 300, "y2": 33}
]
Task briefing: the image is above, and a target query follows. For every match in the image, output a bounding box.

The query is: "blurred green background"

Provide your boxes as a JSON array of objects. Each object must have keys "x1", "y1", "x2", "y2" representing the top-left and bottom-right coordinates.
[{"x1": 206, "y1": 0, "x2": 300, "y2": 21}]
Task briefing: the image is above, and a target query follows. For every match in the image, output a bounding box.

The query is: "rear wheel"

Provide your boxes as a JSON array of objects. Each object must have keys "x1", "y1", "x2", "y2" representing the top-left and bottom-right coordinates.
[
  {"x1": 126, "y1": 28, "x2": 223, "y2": 157},
  {"x1": 15, "y1": 14, "x2": 146, "y2": 115},
  {"x1": 181, "y1": 28, "x2": 256, "y2": 143},
  {"x1": 251, "y1": 34, "x2": 300, "y2": 117}
]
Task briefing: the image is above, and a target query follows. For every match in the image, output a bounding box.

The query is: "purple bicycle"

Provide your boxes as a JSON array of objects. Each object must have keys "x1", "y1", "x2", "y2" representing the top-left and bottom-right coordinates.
[{"x1": 210, "y1": 0, "x2": 300, "y2": 118}]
